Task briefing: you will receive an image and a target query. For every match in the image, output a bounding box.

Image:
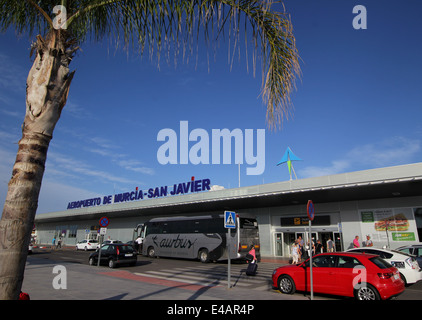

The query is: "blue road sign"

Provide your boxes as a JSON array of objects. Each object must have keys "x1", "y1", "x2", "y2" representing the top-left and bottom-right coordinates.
[
  {"x1": 224, "y1": 211, "x2": 236, "y2": 229},
  {"x1": 99, "y1": 216, "x2": 109, "y2": 228},
  {"x1": 307, "y1": 200, "x2": 315, "y2": 221}
]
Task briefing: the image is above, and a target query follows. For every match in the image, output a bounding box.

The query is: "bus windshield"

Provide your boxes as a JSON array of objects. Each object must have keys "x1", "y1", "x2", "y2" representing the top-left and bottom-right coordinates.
[{"x1": 238, "y1": 217, "x2": 260, "y2": 260}]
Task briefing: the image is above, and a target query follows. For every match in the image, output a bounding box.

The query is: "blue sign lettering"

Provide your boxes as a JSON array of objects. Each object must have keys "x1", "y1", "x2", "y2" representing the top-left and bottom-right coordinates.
[
  {"x1": 67, "y1": 178, "x2": 211, "y2": 210},
  {"x1": 67, "y1": 197, "x2": 101, "y2": 209}
]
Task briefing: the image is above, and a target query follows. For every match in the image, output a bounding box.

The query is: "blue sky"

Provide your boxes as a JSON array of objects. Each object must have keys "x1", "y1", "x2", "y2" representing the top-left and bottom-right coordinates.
[{"x1": 0, "y1": 0, "x2": 421, "y2": 214}]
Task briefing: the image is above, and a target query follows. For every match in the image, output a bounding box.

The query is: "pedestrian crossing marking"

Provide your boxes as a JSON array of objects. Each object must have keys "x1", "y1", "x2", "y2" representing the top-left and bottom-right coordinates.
[{"x1": 134, "y1": 263, "x2": 281, "y2": 291}]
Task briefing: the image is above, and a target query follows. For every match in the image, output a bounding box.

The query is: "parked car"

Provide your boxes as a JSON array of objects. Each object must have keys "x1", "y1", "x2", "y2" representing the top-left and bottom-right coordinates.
[
  {"x1": 101, "y1": 240, "x2": 123, "y2": 246},
  {"x1": 89, "y1": 243, "x2": 137, "y2": 268},
  {"x1": 272, "y1": 252, "x2": 404, "y2": 300},
  {"x1": 346, "y1": 247, "x2": 422, "y2": 285},
  {"x1": 76, "y1": 239, "x2": 99, "y2": 251},
  {"x1": 395, "y1": 244, "x2": 422, "y2": 268}
]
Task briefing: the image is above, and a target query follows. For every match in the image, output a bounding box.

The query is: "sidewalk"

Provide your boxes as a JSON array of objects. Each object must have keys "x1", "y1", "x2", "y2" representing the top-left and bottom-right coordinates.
[
  {"x1": 21, "y1": 254, "x2": 307, "y2": 301},
  {"x1": 35, "y1": 244, "x2": 292, "y2": 264},
  {"x1": 260, "y1": 256, "x2": 290, "y2": 265}
]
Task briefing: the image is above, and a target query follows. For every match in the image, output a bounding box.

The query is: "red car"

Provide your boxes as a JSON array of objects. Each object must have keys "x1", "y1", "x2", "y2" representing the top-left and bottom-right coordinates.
[{"x1": 272, "y1": 252, "x2": 404, "y2": 300}]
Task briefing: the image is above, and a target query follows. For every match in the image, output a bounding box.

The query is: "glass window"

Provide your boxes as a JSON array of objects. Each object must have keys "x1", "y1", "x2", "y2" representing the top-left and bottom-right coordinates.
[
  {"x1": 55, "y1": 225, "x2": 67, "y2": 238},
  {"x1": 239, "y1": 218, "x2": 258, "y2": 229},
  {"x1": 119, "y1": 245, "x2": 135, "y2": 253},
  {"x1": 68, "y1": 225, "x2": 77, "y2": 238},
  {"x1": 310, "y1": 255, "x2": 336, "y2": 267},
  {"x1": 372, "y1": 250, "x2": 393, "y2": 259},
  {"x1": 398, "y1": 248, "x2": 413, "y2": 255},
  {"x1": 369, "y1": 256, "x2": 393, "y2": 269},
  {"x1": 146, "y1": 222, "x2": 164, "y2": 235},
  {"x1": 359, "y1": 249, "x2": 393, "y2": 259},
  {"x1": 338, "y1": 256, "x2": 363, "y2": 268}
]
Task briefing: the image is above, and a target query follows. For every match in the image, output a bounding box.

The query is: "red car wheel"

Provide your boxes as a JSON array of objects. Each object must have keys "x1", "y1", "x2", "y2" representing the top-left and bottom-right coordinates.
[
  {"x1": 354, "y1": 284, "x2": 380, "y2": 300},
  {"x1": 278, "y1": 275, "x2": 296, "y2": 295}
]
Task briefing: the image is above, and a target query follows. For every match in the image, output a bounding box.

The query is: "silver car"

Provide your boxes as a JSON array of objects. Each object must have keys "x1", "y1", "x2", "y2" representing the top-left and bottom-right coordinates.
[{"x1": 396, "y1": 244, "x2": 422, "y2": 268}]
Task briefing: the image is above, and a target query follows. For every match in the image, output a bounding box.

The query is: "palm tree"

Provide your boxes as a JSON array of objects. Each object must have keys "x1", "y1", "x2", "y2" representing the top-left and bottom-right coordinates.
[{"x1": 0, "y1": 0, "x2": 300, "y2": 299}]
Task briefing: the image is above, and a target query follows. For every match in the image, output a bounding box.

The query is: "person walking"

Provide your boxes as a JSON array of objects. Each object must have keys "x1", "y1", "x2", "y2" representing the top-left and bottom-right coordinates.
[
  {"x1": 315, "y1": 240, "x2": 323, "y2": 254},
  {"x1": 291, "y1": 242, "x2": 299, "y2": 264},
  {"x1": 353, "y1": 235, "x2": 360, "y2": 248},
  {"x1": 297, "y1": 236, "x2": 304, "y2": 261},
  {"x1": 56, "y1": 237, "x2": 62, "y2": 249},
  {"x1": 247, "y1": 244, "x2": 257, "y2": 263},
  {"x1": 246, "y1": 244, "x2": 258, "y2": 276},
  {"x1": 135, "y1": 235, "x2": 142, "y2": 253},
  {"x1": 309, "y1": 240, "x2": 315, "y2": 256},
  {"x1": 364, "y1": 235, "x2": 373, "y2": 247},
  {"x1": 326, "y1": 237, "x2": 334, "y2": 252}
]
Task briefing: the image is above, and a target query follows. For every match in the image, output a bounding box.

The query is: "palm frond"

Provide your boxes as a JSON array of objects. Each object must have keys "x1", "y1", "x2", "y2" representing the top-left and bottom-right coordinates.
[{"x1": 0, "y1": 0, "x2": 300, "y2": 127}]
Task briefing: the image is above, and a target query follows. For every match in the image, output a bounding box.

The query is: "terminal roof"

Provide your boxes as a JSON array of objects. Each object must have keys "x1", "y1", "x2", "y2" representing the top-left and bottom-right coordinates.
[{"x1": 35, "y1": 162, "x2": 422, "y2": 223}]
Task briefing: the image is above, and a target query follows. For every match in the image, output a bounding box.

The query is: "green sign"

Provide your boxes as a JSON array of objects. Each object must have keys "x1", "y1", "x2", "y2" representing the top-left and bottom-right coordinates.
[
  {"x1": 392, "y1": 232, "x2": 416, "y2": 241},
  {"x1": 361, "y1": 211, "x2": 374, "y2": 223}
]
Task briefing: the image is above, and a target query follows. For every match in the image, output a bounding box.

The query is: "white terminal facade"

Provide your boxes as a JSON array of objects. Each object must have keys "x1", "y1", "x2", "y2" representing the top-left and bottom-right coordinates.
[{"x1": 34, "y1": 163, "x2": 422, "y2": 258}]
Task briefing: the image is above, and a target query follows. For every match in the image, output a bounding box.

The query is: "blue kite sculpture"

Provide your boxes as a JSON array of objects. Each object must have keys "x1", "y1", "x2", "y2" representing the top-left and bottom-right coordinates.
[{"x1": 277, "y1": 147, "x2": 302, "y2": 180}]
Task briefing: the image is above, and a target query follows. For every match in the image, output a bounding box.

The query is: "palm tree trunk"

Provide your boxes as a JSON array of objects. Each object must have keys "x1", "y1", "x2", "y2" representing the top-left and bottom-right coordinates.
[{"x1": 0, "y1": 29, "x2": 75, "y2": 299}]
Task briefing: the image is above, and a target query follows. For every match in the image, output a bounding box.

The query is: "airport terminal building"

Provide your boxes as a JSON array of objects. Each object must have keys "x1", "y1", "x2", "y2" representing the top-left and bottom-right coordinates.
[{"x1": 34, "y1": 162, "x2": 422, "y2": 258}]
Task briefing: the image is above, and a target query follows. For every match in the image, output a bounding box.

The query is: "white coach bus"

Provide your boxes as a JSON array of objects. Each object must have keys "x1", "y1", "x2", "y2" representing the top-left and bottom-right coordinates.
[{"x1": 135, "y1": 214, "x2": 260, "y2": 263}]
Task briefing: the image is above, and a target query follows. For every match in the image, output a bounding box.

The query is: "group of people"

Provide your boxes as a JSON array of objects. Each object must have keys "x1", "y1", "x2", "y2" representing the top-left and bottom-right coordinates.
[
  {"x1": 52, "y1": 236, "x2": 62, "y2": 249},
  {"x1": 290, "y1": 236, "x2": 335, "y2": 264},
  {"x1": 353, "y1": 235, "x2": 373, "y2": 248},
  {"x1": 290, "y1": 234, "x2": 375, "y2": 264}
]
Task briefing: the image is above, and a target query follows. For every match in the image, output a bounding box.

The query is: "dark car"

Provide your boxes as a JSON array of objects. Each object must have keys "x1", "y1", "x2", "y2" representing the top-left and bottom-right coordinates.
[{"x1": 89, "y1": 243, "x2": 137, "y2": 268}]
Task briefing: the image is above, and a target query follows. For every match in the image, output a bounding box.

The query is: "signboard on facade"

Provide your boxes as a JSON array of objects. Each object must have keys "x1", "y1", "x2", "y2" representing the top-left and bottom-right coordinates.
[
  {"x1": 66, "y1": 177, "x2": 211, "y2": 210},
  {"x1": 280, "y1": 215, "x2": 331, "y2": 227},
  {"x1": 359, "y1": 207, "x2": 418, "y2": 244}
]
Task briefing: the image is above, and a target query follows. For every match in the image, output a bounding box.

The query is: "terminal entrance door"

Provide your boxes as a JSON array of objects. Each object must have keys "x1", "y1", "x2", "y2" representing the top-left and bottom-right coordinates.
[
  {"x1": 275, "y1": 233, "x2": 283, "y2": 256},
  {"x1": 283, "y1": 233, "x2": 296, "y2": 257},
  {"x1": 87, "y1": 231, "x2": 98, "y2": 241},
  {"x1": 275, "y1": 232, "x2": 296, "y2": 256},
  {"x1": 275, "y1": 231, "x2": 343, "y2": 257},
  {"x1": 312, "y1": 232, "x2": 343, "y2": 252},
  {"x1": 334, "y1": 232, "x2": 343, "y2": 252},
  {"x1": 319, "y1": 232, "x2": 332, "y2": 253}
]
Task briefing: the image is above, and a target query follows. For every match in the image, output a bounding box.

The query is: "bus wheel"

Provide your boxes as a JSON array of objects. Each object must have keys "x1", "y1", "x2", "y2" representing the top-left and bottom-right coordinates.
[
  {"x1": 199, "y1": 249, "x2": 210, "y2": 263},
  {"x1": 147, "y1": 246, "x2": 156, "y2": 258}
]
